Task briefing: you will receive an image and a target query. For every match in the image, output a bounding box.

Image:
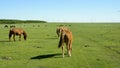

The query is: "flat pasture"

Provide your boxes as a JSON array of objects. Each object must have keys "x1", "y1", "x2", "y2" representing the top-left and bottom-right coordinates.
[{"x1": 0, "y1": 23, "x2": 120, "y2": 68}]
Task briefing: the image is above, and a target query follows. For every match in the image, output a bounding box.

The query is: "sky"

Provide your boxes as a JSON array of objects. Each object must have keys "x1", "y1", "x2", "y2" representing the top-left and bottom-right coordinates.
[{"x1": 0, "y1": 0, "x2": 120, "y2": 22}]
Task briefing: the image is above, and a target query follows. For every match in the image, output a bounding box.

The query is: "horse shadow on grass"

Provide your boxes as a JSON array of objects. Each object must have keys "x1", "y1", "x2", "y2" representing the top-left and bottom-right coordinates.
[
  {"x1": 45, "y1": 37, "x2": 58, "y2": 39},
  {"x1": 30, "y1": 53, "x2": 62, "y2": 60},
  {"x1": 0, "y1": 40, "x2": 10, "y2": 42}
]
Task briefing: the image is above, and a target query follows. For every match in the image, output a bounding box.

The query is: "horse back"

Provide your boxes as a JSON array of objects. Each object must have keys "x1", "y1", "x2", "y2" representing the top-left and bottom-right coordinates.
[
  {"x1": 64, "y1": 30, "x2": 72, "y2": 41},
  {"x1": 10, "y1": 28, "x2": 25, "y2": 35}
]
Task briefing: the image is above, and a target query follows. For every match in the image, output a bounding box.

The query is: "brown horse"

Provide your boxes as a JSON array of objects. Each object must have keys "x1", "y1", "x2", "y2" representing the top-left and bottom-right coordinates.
[
  {"x1": 9, "y1": 28, "x2": 27, "y2": 41},
  {"x1": 58, "y1": 27, "x2": 72, "y2": 58}
]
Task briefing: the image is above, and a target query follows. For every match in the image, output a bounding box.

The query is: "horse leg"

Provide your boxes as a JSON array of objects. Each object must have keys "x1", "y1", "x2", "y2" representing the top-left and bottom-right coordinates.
[
  {"x1": 62, "y1": 46, "x2": 64, "y2": 58},
  {"x1": 13, "y1": 34, "x2": 16, "y2": 41},
  {"x1": 9, "y1": 34, "x2": 12, "y2": 41},
  {"x1": 67, "y1": 47, "x2": 71, "y2": 57},
  {"x1": 19, "y1": 34, "x2": 21, "y2": 41},
  {"x1": 66, "y1": 42, "x2": 69, "y2": 56},
  {"x1": 66, "y1": 41, "x2": 71, "y2": 57},
  {"x1": 69, "y1": 40, "x2": 72, "y2": 57},
  {"x1": 68, "y1": 44, "x2": 72, "y2": 57}
]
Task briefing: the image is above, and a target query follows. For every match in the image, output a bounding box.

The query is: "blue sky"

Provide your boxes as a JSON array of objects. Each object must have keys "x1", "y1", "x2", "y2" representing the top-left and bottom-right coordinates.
[{"x1": 0, "y1": 0, "x2": 120, "y2": 22}]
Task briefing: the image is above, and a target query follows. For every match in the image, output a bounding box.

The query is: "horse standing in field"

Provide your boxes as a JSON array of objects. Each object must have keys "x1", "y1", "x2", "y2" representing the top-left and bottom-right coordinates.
[
  {"x1": 58, "y1": 27, "x2": 73, "y2": 58},
  {"x1": 9, "y1": 28, "x2": 27, "y2": 41}
]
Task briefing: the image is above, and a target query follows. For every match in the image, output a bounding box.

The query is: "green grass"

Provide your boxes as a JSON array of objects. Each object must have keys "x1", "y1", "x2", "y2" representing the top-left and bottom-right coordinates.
[{"x1": 0, "y1": 23, "x2": 120, "y2": 68}]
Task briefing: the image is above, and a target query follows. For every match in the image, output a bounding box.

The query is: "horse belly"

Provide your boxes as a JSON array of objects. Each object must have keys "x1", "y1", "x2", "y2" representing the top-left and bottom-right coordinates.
[{"x1": 16, "y1": 33, "x2": 19, "y2": 35}]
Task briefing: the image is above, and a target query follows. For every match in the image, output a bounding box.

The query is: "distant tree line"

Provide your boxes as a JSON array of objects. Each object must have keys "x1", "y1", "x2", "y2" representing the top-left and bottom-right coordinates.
[{"x1": 0, "y1": 19, "x2": 47, "y2": 24}]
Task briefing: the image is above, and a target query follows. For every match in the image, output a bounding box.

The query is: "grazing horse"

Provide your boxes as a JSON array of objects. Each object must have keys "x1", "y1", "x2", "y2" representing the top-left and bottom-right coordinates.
[
  {"x1": 9, "y1": 28, "x2": 27, "y2": 41},
  {"x1": 58, "y1": 27, "x2": 72, "y2": 58}
]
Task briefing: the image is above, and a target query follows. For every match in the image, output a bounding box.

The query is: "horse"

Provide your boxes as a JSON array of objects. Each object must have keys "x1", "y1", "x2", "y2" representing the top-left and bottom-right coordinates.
[
  {"x1": 58, "y1": 27, "x2": 73, "y2": 58},
  {"x1": 9, "y1": 28, "x2": 27, "y2": 41}
]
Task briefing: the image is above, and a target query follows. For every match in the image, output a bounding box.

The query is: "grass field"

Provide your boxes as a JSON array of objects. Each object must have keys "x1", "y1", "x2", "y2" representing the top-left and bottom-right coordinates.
[{"x1": 0, "y1": 23, "x2": 120, "y2": 68}]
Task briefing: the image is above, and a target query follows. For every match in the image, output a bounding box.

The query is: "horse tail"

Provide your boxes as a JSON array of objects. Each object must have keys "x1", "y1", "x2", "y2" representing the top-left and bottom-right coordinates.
[
  {"x1": 58, "y1": 30, "x2": 65, "y2": 48},
  {"x1": 23, "y1": 31, "x2": 27, "y2": 40}
]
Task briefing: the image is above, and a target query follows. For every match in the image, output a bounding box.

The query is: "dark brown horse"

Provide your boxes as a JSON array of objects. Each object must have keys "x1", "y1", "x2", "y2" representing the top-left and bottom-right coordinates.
[
  {"x1": 9, "y1": 28, "x2": 27, "y2": 41},
  {"x1": 58, "y1": 27, "x2": 72, "y2": 58}
]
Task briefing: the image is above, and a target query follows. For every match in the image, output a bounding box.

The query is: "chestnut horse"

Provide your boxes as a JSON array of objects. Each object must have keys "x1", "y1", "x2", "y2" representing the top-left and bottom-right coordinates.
[
  {"x1": 58, "y1": 27, "x2": 72, "y2": 58},
  {"x1": 9, "y1": 28, "x2": 27, "y2": 41}
]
